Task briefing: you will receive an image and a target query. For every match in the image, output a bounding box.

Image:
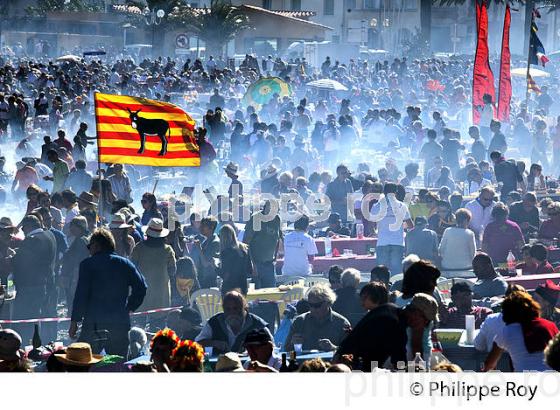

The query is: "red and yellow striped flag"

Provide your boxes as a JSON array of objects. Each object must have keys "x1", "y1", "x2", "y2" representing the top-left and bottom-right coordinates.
[{"x1": 94, "y1": 93, "x2": 199, "y2": 167}]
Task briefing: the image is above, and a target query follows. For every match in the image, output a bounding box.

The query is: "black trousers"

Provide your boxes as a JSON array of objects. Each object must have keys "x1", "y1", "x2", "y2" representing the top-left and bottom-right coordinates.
[{"x1": 79, "y1": 321, "x2": 130, "y2": 357}]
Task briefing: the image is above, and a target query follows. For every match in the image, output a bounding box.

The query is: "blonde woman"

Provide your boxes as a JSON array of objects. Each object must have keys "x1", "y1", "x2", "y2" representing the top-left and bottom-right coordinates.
[{"x1": 219, "y1": 225, "x2": 252, "y2": 295}]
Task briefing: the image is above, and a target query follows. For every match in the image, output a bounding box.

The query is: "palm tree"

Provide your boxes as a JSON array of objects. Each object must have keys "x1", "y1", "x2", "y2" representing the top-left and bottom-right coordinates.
[
  {"x1": 26, "y1": 0, "x2": 104, "y2": 16},
  {"x1": 169, "y1": 0, "x2": 252, "y2": 58}
]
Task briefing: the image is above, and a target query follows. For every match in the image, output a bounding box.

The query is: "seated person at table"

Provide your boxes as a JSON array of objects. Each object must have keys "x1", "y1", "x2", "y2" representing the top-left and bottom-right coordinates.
[
  {"x1": 335, "y1": 281, "x2": 407, "y2": 371},
  {"x1": 371, "y1": 265, "x2": 391, "y2": 287},
  {"x1": 428, "y1": 200, "x2": 456, "y2": 239},
  {"x1": 472, "y1": 253, "x2": 508, "y2": 299},
  {"x1": 282, "y1": 214, "x2": 318, "y2": 276},
  {"x1": 529, "y1": 243, "x2": 555, "y2": 275},
  {"x1": 332, "y1": 268, "x2": 366, "y2": 326},
  {"x1": 515, "y1": 244, "x2": 538, "y2": 275},
  {"x1": 533, "y1": 280, "x2": 560, "y2": 327},
  {"x1": 538, "y1": 201, "x2": 560, "y2": 240},
  {"x1": 474, "y1": 284, "x2": 526, "y2": 353},
  {"x1": 166, "y1": 306, "x2": 203, "y2": 341},
  {"x1": 242, "y1": 328, "x2": 282, "y2": 371},
  {"x1": 481, "y1": 202, "x2": 524, "y2": 264},
  {"x1": 405, "y1": 216, "x2": 438, "y2": 264},
  {"x1": 402, "y1": 293, "x2": 439, "y2": 363},
  {"x1": 439, "y1": 282, "x2": 493, "y2": 329},
  {"x1": 508, "y1": 193, "x2": 540, "y2": 240},
  {"x1": 328, "y1": 265, "x2": 343, "y2": 290},
  {"x1": 316, "y1": 213, "x2": 351, "y2": 238},
  {"x1": 392, "y1": 260, "x2": 441, "y2": 307},
  {"x1": 439, "y1": 208, "x2": 477, "y2": 271},
  {"x1": 195, "y1": 290, "x2": 270, "y2": 355},
  {"x1": 284, "y1": 283, "x2": 351, "y2": 352}
]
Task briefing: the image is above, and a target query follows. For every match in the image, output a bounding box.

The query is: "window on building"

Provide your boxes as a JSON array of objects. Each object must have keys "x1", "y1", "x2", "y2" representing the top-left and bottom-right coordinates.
[
  {"x1": 262, "y1": 0, "x2": 272, "y2": 9},
  {"x1": 364, "y1": 0, "x2": 381, "y2": 10},
  {"x1": 291, "y1": 0, "x2": 301, "y2": 11},
  {"x1": 324, "y1": 0, "x2": 334, "y2": 15}
]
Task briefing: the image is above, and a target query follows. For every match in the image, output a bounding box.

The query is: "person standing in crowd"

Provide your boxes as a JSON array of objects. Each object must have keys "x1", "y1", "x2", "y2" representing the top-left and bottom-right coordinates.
[
  {"x1": 243, "y1": 200, "x2": 281, "y2": 289},
  {"x1": 64, "y1": 160, "x2": 92, "y2": 196},
  {"x1": 11, "y1": 215, "x2": 57, "y2": 342},
  {"x1": 326, "y1": 164, "x2": 355, "y2": 223},
  {"x1": 219, "y1": 224, "x2": 252, "y2": 295},
  {"x1": 131, "y1": 218, "x2": 176, "y2": 329},
  {"x1": 404, "y1": 216, "x2": 438, "y2": 264},
  {"x1": 44, "y1": 149, "x2": 69, "y2": 194},
  {"x1": 281, "y1": 214, "x2": 318, "y2": 277},
  {"x1": 60, "y1": 216, "x2": 89, "y2": 309},
  {"x1": 70, "y1": 228, "x2": 147, "y2": 356},
  {"x1": 372, "y1": 183, "x2": 413, "y2": 279},
  {"x1": 490, "y1": 151, "x2": 525, "y2": 202},
  {"x1": 108, "y1": 163, "x2": 132, "y2": 204},
  {"x1": 193, "y1": 216, "x2": 220, "y2": 288},
  {"x1": 140, "y1": 192, "x2": 162, "y2": 226},
  {"x1": 465, "y1": 186, "x2": 496, "y2": 243}
]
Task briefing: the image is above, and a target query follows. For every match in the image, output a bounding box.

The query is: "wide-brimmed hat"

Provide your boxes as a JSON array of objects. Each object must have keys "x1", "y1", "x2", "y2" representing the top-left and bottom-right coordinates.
[
  {"x1": 261, "y1": 164, "x2": 278, "y2": 180},
  {"x1": 142, "y1": 218, "x2": 169, "y2": 238},
  {"x1": 119, "y1": 207, "x2": 140, "y2": 223},
  {"x1": 224, "y1": 162, "x2": 239, "y2": 177},
  {"x1": 109, "y1": 213, "x2": 132, "y2": 229},
  {"x1": 0, "y1": 329, "x2": 22, "y2": 361},
  {"x1": 408, "y1": 293, "x2": 439, "y2": 322},
  {"x1": 77, "y1": 191, "x2": 96, "y2": 206},
  {"x1": 56, "y1": 343, "x2": 103, "y2": 366},
  {"x1": 0, "y1": 217, "x2": 17, "y2": 231},
  {"x1": 215, "y1": 352, "x2": 245, "y2": 372}
]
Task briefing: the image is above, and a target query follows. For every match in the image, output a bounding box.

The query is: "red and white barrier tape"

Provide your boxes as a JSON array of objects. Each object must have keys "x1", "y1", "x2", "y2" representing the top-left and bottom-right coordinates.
[{"x1": 0, "y1": 305, "x2": 183, "y2": 324}]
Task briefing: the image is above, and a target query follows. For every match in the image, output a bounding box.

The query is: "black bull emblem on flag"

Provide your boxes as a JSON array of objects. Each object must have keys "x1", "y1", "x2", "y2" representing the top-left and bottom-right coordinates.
[{"x1": 127, "y1": 108, "x2": 170, "y2": 156}]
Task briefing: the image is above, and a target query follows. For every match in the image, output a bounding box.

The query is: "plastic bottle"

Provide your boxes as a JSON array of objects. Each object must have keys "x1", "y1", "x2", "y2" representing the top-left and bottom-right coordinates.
[
  {"x1": 325, "y1": 237, "x2": 332, "y2": 257},
  {"x1": 356, "y1": 222, "x2": 364, "y2": 239},
  {"x1": 413, "y1": 352, "x2": 426, "y2": 372},
  {"x1": 507, "y1": 250, "x2": 516, "y2": 274}
]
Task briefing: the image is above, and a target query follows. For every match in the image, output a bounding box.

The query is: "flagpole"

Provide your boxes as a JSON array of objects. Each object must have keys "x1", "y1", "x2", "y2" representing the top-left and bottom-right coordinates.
[
  {"x1": 93, "y1": 92, "x2": 103, "y2": 225},
  {"x1": 525, "y1": 8, "x2": 534, "y2": 111}
]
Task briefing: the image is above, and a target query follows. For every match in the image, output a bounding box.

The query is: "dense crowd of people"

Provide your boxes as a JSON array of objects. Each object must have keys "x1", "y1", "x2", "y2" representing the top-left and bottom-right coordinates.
[{"x1": 2, "y1": 47, "x2": 560, "y2": 373}]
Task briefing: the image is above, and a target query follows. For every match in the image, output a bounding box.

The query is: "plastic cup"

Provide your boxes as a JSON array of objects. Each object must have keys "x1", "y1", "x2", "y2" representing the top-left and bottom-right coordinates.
[
  {"x1": 516, "y1": 268, "x2": 522, "y2": 277},
  {"x1": 248, "y1": 283, "x2": 255, "y2": 292}
]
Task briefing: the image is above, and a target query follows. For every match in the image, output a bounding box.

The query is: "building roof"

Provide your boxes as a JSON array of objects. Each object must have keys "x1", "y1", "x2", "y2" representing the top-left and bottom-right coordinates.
[{"x1": 111, "y1": 4, "x2": 330, "y2": 30}]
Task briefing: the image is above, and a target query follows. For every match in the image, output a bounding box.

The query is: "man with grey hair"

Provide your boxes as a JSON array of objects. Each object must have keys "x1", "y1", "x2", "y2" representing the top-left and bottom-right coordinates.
[
  {"x1": 333, "y1": 268, "x2": 365, "y2": 326},
  {"x1": 284, "y1": 283, "x2": 351, "y2": 352}
]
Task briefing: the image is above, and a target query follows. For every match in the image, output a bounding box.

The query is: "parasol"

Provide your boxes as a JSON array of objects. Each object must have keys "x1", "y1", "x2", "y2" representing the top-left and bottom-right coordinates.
[
  {"x1": 242, "y1": 77, "x2": 293, "y2": 107},
  {"x1": 306, "y1": 79, "x2": 348, "y2": 91}
]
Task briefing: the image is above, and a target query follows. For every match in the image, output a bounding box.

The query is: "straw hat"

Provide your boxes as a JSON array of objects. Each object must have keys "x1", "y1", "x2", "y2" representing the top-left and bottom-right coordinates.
[
  {"x1": 109, "y1": 213, "x2": 132, "y2": 229},
  {"x1": 215, "y1": 352, "x2": 245, "y2": 372},
  {"x1": 408, "y1": 293, "x2": 439, "y2": 322},
  {"x1": 142, "y1": 218, "x2": 169, "y2": 238},
  {"x1": 55, "y1": 343, "x2": 103, "y2": 366}
]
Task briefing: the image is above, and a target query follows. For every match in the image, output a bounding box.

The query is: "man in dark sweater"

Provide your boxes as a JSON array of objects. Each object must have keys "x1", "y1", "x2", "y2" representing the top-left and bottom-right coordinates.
[
  {"x1": 12, "y1": 215, "x2": 57, "y2": 342},
  {"x1": 335, "y1": 281, "x2": 407, "y2": 371}
]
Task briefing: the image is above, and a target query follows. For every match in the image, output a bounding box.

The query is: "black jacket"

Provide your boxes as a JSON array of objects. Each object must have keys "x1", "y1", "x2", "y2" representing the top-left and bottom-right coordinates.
[
  {"x1": 13, "y1": 229, "x2": 56, "y2": 288},
  {"x1": 333, "y1": 287, "x2": 366, "y2": 327},
  {"x1": 336, "y1": 303, "x2": 407, "y2": 371}
]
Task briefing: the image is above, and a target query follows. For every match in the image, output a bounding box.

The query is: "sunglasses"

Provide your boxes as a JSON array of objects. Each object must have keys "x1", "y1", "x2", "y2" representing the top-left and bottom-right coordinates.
[{"x1": 308, "y1": 301, "x2": 324, "y2": 309}]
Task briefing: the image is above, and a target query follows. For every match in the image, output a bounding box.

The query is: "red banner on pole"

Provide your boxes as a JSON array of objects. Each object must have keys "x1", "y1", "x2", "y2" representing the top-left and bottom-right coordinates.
[
  {"x1": 472, "y1": 0, "x2": 496, "y2": 125},
  {"x1": 498, "y1": 4, "x2": 512, "y2": 122}
]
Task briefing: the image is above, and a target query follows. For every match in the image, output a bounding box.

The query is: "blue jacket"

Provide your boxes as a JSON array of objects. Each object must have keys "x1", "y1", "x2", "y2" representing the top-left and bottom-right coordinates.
[{"x1": 71, "y1": 251, "x2": 147, "y2": 326}]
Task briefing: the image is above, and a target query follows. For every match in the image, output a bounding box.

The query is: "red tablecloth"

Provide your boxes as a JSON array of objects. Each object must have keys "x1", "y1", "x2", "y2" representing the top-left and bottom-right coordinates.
[
  {"x1": 276, "y1": 255, "x2": 377, "y2": 275},
  {"x1": 504, "y1": 273, "x2": 560, "y2": 290},
  {"x1": 314, "y1": 237, "x2": 377, "y2": 256}
]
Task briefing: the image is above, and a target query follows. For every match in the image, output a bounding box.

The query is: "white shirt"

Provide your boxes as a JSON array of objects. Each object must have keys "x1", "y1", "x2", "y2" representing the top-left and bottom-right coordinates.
[
  {"x1": 438, "y1": 227, "x2": 476, "y2": 270},
  {"x1": 370, "y1": 195, "x2": 411, "y2": 247},
  {"x1": 282, "y1": 230, "x2": 318, "y2": 276},
  {"x1": 465, "y1": 198, "x2": 494, "y2": 237},
  {"x1": 474, "y1": 312, "x2": 505, "y2": 352},
  {"x1": 494, "y1": 323, "x2": 551, "y2": 372},
  {"x1": 466, "y1": 179, "x2": 492, "y2": 195}
]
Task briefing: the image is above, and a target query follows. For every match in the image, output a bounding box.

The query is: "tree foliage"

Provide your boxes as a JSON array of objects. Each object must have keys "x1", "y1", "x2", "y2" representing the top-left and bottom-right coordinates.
[
  {"x1": 26, "y1": 0, "x2": 104, "y2": 16},
  {"x1": 168, "y1": 0, "x2": 252, "y2": 57}
]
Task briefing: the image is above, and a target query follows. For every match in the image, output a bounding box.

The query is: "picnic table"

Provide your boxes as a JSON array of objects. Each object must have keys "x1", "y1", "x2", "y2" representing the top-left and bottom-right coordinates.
[
  {"x1": 504, "y1": 272, "x2": 560, "y2": 291},
  {"x1": 314, "y1": 237, "x2": 377, "y2": 256},
  {"x1": 276, "y1": 255, "x2": 377, "y2": 275}
]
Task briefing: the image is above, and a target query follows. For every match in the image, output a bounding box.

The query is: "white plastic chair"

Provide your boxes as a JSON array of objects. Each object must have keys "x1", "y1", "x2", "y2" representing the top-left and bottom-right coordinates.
[
  {"x1": 281, "y1": 287, "x2": 306, "y2": 304},
  {"x1": 303, "y1": 276, "x2": 330, "y2": 288},
  {"x1": 436, "y1": 278, "x2": 455, "y2": 303},
  {"x1": 276, "y1": 275, "x2": 305, "y2": 286},
  {"x1": 191, "y1": 288, "x2": 223, "y2": 323}
]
